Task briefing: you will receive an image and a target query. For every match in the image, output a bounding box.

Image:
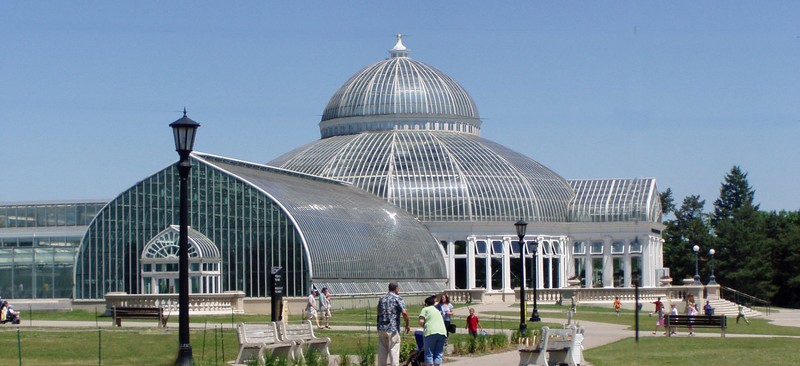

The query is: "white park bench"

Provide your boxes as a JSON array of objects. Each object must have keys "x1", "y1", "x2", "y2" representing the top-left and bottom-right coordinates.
[
  {"x1": 277, "y1": 320, "x2": 331, "y2": 360},
  {"x1": 235, "y1": 322, "x2": 298, "y2": 365},
  {"x1": 518, "y1": 325, "x2": 585, "y2": 366}
]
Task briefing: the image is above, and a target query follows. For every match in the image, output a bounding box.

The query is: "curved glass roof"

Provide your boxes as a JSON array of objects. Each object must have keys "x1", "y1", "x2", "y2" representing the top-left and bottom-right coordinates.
[
  {"x1": 320, "y1": 35, "x2": 481, "y2": 138},
  {"x1": 142, "y1": 225, "x2": 221, "y2": 260},
  {"x1": 270, "y1": 131, "x2": 575, "y2": 222},
  {"x1": 568, "y1": 178, "x2": 662, "y2": 223},
  {"x1": 196, "y1": 153, "x2": 447, "y2": 283}
]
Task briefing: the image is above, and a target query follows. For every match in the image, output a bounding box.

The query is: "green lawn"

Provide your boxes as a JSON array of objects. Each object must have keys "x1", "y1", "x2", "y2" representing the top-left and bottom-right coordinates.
[
  {"x1": 585, "y1": 337, "x2": 800, "y2": 366},
  {"x1": 3, "y1": 305, "x2": 798, "y2": 365}
]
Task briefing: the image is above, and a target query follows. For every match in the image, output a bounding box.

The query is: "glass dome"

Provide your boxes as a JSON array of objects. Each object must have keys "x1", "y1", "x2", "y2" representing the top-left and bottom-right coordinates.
[
  {"x1": 271, "y1": 35, "x2": 575, "y2": 222},
  {"x1": 319, "y1": 35, "x2": 482, "y2": 138}
]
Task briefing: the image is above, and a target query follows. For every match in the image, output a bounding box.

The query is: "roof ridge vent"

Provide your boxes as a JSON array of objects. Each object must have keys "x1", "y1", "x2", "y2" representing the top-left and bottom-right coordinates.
[{"x1": 389, "y1": 34, "x2": 408, "y2": 58}]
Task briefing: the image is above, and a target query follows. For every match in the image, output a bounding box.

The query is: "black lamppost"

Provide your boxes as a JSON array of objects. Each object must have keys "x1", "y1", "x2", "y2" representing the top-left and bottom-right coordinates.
[
  {"x1": 692, "y1": 244, "x2": 701, "y2": 285},
  {"x1": 170, "y1": 109, "x2": 200, "y2": 366},
  {"x1": 529, "y1": 237, "x2": 541, "y2": 323},
  {"x1": 515, "y1": 219, "x2": 528, "y2": 335},
  {"x1": 707, "y1": 248, "x2": 717, "y2": 285}
]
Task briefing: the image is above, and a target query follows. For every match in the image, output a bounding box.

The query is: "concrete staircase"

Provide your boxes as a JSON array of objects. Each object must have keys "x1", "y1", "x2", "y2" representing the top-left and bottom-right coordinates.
[{"x1": 708, "y1": 298, "x2": 762, "y2": 318}]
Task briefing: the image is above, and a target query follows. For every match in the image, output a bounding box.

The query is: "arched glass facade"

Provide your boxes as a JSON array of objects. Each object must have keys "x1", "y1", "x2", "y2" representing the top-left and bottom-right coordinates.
[
  {"x1": 76, "y1": 153, "x2": 446, "y2": 300},
  {"x1": 76, "y1": 159, "x2": 305, "y2": 299}
]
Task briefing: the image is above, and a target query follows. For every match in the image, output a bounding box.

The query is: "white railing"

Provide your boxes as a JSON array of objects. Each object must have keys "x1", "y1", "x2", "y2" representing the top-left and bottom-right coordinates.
[
  {"x1": 516, "y1": 285, "x2": 703, "y2": 304},
  {"x1": 105, "y1": 291, "x2": 246, "y2": 315}
]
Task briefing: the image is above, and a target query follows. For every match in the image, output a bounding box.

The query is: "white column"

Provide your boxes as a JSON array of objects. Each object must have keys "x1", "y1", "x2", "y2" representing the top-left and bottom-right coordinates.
[
  {"x1": 467, "y1": 239, "x2": 476, "y2": 289},
  {"x1": 502, "y1": 238, "x2": 512, "y2": 291},
  {"x1": 447, "y1": 241, "x2": 456, "y2": 290}
]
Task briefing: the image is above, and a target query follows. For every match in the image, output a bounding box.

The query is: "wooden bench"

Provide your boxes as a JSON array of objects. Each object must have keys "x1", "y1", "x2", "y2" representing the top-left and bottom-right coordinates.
[
  {"x1": 111, "y1": 306, "x2": 167, "y2": 327},
  {"x1": 665, "y1": 314, "x2": 727, "y2": 337},
  {"x1": 277, "y1": 321, "x2": 331, "y2": 360},
  {"x1": 518, "y1": 325, "x2": 584, "y2": 366},
  {"x1": 235, "y1": 322, "x2": 298, "y2": 365}
]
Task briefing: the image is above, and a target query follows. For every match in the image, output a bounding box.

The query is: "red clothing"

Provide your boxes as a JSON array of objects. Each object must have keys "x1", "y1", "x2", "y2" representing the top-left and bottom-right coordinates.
[{"x1": 466, "y1": 314, "x2": 480, "y2": 332}]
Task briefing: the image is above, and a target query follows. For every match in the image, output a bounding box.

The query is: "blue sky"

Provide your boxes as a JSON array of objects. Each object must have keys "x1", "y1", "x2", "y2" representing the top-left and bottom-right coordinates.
[{"x1": 2, "y1": 1, "x2": 798, "y2": 212}]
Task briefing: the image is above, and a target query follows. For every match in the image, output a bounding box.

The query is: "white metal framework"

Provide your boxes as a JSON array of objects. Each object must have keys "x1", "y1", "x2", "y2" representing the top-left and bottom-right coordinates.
[{"x1": 140, "y1": 225, "x2": 222, "y2": 295}]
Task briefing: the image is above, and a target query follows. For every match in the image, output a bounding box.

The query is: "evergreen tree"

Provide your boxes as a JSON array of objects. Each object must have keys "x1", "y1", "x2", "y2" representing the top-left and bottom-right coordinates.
[
  {"x1": 712, "y1": 166, "x2": 758, "y2": 227},
  {"x1": 764, "y1": 210, "x2": 800, "y2": 308},
  {"x1": 660, "y1": 188, "x2": 675, "y2": 215},
  {"x1": 662, "y1": 195, "x2": 713, "y2": 283}
]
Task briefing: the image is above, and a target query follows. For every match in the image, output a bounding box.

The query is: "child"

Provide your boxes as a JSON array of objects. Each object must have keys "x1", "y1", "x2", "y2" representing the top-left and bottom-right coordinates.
[
  {"x1": 465, "y1": 307, "x2": 483, "y2": 337},
  {"x1": 613, "y1": 297, "x2": 621, "y2": 316}
]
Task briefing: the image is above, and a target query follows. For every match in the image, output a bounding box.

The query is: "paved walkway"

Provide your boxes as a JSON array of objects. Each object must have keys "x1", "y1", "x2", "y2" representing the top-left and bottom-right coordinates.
[{"x1": 441, "y1": 302, "x2": 800, "y2": 366}]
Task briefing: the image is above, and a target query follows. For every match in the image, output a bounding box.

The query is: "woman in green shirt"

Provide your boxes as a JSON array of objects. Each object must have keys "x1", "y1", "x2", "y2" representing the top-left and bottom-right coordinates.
[{"x1": 419, "y1": 295, "x2": 447, "y2": 366}]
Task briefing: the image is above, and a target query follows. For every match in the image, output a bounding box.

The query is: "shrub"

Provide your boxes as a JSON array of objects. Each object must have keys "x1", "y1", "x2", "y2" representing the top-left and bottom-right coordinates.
[{"x1": 356, "y1": 344, "x2": 376, "y2": 366}]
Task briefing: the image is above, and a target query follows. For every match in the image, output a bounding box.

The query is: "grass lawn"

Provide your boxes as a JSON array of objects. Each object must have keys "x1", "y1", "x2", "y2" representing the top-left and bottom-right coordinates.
[
  {"x1": 585, "y1": 337, "x2": 800, "y2": 366},
  {"x1": 3, "y1": 305, "x2": 797, "y2": 365}
]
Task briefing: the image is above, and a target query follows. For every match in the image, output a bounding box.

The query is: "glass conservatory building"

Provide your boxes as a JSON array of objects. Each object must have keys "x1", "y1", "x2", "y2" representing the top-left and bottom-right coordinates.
[
  {"x1": 75, "y1": 153, "x2": 446, "y2": 300},
  {"x1": 5, "y1": 36, "x2": 665, "y2": 301},
  {"x1": 271, "y1": 36, "x2": 665, "y2": 292}
]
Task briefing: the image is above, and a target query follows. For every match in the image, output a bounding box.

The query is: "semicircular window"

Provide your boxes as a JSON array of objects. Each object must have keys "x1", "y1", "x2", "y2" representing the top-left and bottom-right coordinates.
[{"x1": 140, "y1": 225, "x2": 222, "y2": 295}]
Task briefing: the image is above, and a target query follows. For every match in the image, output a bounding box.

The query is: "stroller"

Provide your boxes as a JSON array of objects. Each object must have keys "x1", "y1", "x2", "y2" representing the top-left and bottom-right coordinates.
[{"x1": 403, "y1": 329, "x2": 425, "y2": 366}]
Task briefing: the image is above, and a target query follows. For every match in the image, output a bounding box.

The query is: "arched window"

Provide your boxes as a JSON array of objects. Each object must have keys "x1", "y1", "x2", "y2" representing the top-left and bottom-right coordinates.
[{"x1": 140, "y1": 225, "x2": 222, "y2": 295}]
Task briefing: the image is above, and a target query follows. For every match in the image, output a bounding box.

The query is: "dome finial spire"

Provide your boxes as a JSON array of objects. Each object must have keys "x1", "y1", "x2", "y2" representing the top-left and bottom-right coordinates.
[{"x1": 389, "y1": 34, "x2": 408, "y2": 58}]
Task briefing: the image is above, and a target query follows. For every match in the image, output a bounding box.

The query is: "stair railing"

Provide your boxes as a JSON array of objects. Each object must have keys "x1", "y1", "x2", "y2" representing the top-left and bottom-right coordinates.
[{"x1": 720, "y1": 286, "x2": 771, "y2": 316}]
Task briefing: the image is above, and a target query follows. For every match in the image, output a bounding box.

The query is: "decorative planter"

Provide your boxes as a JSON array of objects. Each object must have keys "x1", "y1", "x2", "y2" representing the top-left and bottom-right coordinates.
[
  {"x1": 659, "y1": 277, "x2": 672, "y2": 287},
  {"x1": 567, "y1": 279, "x2": 581, "y2": 287}
]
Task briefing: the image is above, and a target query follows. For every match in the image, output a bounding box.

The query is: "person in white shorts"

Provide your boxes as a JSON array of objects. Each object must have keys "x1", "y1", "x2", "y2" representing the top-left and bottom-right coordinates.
[
  {"x1": 304, "y1": 289, "x2": 322, "y2": 329},
  {"x1": 319, "y1": 287, "x2": 332, "y2": 329}
]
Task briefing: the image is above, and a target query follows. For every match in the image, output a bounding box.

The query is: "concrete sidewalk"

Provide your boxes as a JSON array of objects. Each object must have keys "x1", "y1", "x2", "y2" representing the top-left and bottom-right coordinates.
[{"x1": 441, "y1": 302, "x2": 800, "y2": 366}]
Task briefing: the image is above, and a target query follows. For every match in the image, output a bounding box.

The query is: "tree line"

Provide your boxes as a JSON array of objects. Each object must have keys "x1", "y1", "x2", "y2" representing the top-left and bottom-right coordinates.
[{"x1": 660, "y1": 166, "x2": 800, "y2": 309}]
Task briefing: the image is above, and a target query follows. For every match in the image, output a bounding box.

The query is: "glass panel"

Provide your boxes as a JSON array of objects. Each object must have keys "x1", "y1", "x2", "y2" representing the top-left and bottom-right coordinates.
[
  {"x1": 454, "y1": 241, "x2": 467, "y2": 255},
  {"x1": 542, "y1": 241, "x2": 551, "y2": 255},
  {"x1": 613, "y1": 257, "x2": 625, "y2": 287},
  {"x1": 474, "y1": 257, "x2": 487, "y2": 289},
  {"x1": 591, "y1": 241, "x2": 603, "y2": 254},
  {"x1": 573, "y1": 257, "x2": 585, "y2": 287},
  {"x1": 475, "y1": 241, "x2": 488, "y2": 255},
  {"x1": 611, "y1": 241, "x2": 625, "y2": 254},
  {"x1": 631, "y1": 256, "x2": 643, "y2": 286},
  {"x1": 552, "y1": 241, "x2": 561, "y2": 255},
  {"x1": 491, "y1": 241, "x2": 504, "y2": 254},
  {"x1": 490, "y1": 258, "x2": 503, "y2": 290},
  {"x1": 573, "y1": 241, "x2": 585, "y2": 254},
  {"x1": 592, "y1": 257, "x2": 604, "y2": 287},
  {"x1": 630, "y1": 239, "x2": 642, "y2": 253},
  {"x1": 510, "y1": 241, "x2": 521, "y2": 255}
]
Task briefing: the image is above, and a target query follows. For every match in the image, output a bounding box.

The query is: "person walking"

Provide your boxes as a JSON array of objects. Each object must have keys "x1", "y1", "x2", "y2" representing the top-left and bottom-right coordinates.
[
  {"x1": 465, "y1": 307, "x2": 483, "y2": 337},
  {"x1": 703, "y1": 300, "x2": 715, "y2": 316},
  {"x1": 377, "y1": 282, "x2": 411, "y2": 366},
  {"x1": 319, "y1": 287, "x2": 332, "y2": 329},
  {"x1": 304, "y1": 289, "x2": 323, "y2": 329},
  {"x1": 687, "y1": 301, "x2": 699, "y2": 336},
  {"x1": 651, "y1": 297, "x2": 665, "y2": 334},
  {"x1": 419, "y1": 295, "x2": 447, "y2": 366},
  {"x1": 669, "y1": 303, "x2": 679, "y2": 335},
  {"x1": 613, "y1": 296, "x2": 621, "y2": 316},
  {"x1": 438, "y1": 293, "x2": 454, "y2": 335},
  {"x1": 736, "y1": 304, "x2": 750, "y2": 325}
]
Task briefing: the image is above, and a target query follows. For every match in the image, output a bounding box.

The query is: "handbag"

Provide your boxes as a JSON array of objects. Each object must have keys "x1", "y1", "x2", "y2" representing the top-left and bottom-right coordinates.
[{"x1": 447, "y1": 323, "x2": 457, "y2": 333}]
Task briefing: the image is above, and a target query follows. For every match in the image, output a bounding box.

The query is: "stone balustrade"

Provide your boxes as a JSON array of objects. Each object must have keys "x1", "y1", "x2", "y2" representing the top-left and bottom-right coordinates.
[{"x1": 105, "y1": 291, "x2": 246, "y2": 315}]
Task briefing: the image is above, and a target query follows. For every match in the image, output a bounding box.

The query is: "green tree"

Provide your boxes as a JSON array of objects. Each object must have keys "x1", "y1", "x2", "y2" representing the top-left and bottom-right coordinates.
[
  {"x1": 660, "y1": 188, "x2": 675, "y2": 215},
  {"x1": 763, "y1": 210, "x2": 800, "y2": 308},
  {"x1": 663, "y1": 195, "x2": 713, "y2": 283},
  {"x1": 712, "y1": 165, "x2": 758, "y2": 227}
]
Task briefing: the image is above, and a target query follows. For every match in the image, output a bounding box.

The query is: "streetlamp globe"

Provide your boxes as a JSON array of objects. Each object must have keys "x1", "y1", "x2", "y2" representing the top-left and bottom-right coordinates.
[
  {"x1": 514, "y1": 220, "x2": 527, "y2": 335},
  {"x1": 708, "y1": 248, "x2": 717, "y2": 285},
  {"x1": 170, "y1": 109, "x2": 200, "y2": 366},
  {"x1": 692, "y1": 245, "x2": 701, "y2": 285}
]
